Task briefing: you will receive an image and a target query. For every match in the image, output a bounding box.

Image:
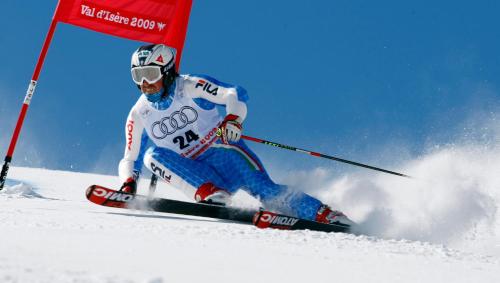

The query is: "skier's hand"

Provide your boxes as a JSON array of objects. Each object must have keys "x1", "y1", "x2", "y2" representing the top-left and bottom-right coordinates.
[
  {"x1": 218, "y1": 114, "x2": 242, "y2": 144},
  {"x1": 120, "y1": 177, "x2": 137, "y2": 195}
]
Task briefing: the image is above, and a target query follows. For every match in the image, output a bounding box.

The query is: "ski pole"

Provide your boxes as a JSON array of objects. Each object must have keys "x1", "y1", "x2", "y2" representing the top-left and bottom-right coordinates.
[
  {"x1": 148, "y1": 174, "x2": 158, "y2": 198},
  {"x1": 241, "y1": 135, "x2": 412, "y2": 178}
]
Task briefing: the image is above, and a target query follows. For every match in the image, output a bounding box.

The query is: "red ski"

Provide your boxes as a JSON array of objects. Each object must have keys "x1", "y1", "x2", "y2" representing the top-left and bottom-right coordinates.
[{"x1": 86, "y1": 185, "x2": 351, "y2": 233}]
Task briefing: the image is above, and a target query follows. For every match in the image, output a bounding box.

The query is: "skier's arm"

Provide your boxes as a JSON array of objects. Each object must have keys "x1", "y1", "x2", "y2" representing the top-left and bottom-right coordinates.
[
  {"x1": 118, "y1": 108, "x2": 147, "y2": 183},
  {"x1": 183, "y1": 75, "x2": 248, "y2": 121}
]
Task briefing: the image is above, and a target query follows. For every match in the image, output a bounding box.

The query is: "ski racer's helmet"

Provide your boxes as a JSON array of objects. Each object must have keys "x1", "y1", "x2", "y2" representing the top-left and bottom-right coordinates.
[{"x1": 130, "y1": 44, "x2": 176, "y2": 89}]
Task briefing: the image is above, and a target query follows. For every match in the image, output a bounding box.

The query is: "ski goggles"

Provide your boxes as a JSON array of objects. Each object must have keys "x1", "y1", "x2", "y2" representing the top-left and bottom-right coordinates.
[{"x1": 131, "y1": 66, "x2": 163, "y2": 85}]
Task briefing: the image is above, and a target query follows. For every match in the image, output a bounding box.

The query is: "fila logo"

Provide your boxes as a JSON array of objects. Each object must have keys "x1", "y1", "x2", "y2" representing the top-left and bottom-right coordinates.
[
  {"x1": 151, "y1": 162, "x2": 172, "y2": 182},
  {"x1": 92, "y1": 187, "x2": 134, "y2": 202},
  {"x1": 195, "y1": 80, "x2": 218, "y2": 96}
]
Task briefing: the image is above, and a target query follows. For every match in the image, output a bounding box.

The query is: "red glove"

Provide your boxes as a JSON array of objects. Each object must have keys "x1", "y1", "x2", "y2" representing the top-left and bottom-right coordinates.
[
  {"x1": 120, "y1": 177, "x2": 137, "y2": 195},
  {"x1": 218, "y1": 114, "x2": 242, "y2": 144}
]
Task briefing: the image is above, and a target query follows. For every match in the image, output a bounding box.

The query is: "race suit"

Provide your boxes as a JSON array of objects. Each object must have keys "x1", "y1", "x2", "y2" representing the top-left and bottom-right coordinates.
[{"x1": 119, "y1": 74, "x2": 323, "y2": 220}]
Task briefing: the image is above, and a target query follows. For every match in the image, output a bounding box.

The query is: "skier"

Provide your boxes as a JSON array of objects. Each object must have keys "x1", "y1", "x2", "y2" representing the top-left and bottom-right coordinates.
[{"x1": 118, "y1": 43, "x2": 353, "y2": 226}]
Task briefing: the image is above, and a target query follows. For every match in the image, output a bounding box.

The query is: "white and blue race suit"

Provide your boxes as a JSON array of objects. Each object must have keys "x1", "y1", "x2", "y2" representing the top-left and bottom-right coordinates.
[{"x1": 119, "y1": 74, "x2": 323, "y2": 220}]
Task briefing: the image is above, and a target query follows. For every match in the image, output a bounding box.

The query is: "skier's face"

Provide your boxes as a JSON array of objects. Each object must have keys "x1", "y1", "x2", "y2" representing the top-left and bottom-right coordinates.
[{"x1": 140, "y1": 77, "x2": 163, "y2": 94}]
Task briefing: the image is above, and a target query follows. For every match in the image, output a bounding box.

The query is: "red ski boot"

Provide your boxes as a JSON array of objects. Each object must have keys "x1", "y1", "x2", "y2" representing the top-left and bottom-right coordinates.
[
  {"x1": 195, "y1": 183, "x2": 231, "y2": 206},
  {"x1": 316, "y1": 205, "x2": 354, "y2": 226}
]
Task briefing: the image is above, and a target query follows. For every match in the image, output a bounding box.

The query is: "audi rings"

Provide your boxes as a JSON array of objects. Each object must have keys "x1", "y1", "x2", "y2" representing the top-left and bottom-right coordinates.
[{"x1": 151, "y1": 106, "x2": 198, "y2": 139}]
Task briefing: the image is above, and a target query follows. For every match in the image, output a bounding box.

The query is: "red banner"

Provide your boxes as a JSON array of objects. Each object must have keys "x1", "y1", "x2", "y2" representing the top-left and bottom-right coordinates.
[{"x1": 54, "y1": 0, "x2": 192, "y2": 67}]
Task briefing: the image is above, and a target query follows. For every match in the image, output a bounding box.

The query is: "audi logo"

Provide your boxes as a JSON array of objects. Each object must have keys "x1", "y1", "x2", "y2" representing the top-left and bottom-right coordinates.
[{"x1": 151, "y1": 106, "x2": 198, "y2": 139}]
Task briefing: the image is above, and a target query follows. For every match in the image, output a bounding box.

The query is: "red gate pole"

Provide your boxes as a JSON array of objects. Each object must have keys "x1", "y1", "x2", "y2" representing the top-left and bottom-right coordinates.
[{"x1": 0, "y1": 19, "x2": 59, "y2": 189}]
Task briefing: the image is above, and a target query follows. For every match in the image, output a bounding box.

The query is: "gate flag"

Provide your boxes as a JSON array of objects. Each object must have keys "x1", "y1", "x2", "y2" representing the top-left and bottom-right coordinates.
[
  {"x1": 0, "y1": 0, "x2": 193, "y2": 189},
  {"x1": 54, "y1": 0, "x2": 192, "y2": 66}
]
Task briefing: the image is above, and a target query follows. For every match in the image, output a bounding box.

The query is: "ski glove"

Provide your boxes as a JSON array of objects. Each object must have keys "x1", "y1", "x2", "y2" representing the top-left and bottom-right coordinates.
[
  {"x1": 218, "y1": 114, "x2": 243, "y2": 144},
  {"x1": 120, "y1": 177, "x2": 137, "y2": 195}
]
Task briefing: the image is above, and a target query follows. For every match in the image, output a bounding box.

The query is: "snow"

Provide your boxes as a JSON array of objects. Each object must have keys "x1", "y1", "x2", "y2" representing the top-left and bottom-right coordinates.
[{"x1": 1, "y1": 162, "x2": 499, "y2": 283}]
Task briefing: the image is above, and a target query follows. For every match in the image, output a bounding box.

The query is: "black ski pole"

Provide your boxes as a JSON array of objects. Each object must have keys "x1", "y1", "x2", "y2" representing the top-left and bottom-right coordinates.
[
  {"x1": 149, "y1": 174, "x2": 158, "y2": 198},
  {"x1": 241, "y1": 135, "x2": 411, "y2": 178}
]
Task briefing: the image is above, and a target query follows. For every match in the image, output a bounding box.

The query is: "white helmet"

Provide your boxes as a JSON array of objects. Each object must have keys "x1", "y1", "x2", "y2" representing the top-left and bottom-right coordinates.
[{"x1": 130, "y1": 44, "x2": 176, "y2": 87}]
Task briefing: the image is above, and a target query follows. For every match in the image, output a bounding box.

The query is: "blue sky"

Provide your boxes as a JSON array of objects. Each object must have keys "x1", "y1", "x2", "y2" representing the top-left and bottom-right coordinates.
[{"x1": 1, "y1": 0, "x2": 499, "y2": 176}]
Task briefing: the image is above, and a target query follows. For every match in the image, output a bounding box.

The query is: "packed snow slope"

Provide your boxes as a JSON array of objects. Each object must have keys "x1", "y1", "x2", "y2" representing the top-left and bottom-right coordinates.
[{"x1": 1, "y1": 162, "x2": 499, "y2": 282}]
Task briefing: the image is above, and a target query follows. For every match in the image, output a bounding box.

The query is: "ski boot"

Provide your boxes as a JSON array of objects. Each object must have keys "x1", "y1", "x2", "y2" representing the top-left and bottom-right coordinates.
[
  {"x1": 315, "y1": 204, "x2": 355, "y2": 227},
  {"x1": 195, "y1": 183, "x2": 231, "y2": 206}
]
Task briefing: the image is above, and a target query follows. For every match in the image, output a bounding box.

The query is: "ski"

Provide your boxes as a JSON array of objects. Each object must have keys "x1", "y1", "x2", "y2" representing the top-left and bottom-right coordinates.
[{"x1": 86, "y1": 185, "x2": 350, "y2": 233}]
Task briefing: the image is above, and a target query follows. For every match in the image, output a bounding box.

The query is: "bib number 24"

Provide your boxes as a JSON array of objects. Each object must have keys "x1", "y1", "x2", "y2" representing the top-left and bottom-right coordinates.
[{"x1": 173, "y1": 130, "x2": 200, "y2": 150}]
